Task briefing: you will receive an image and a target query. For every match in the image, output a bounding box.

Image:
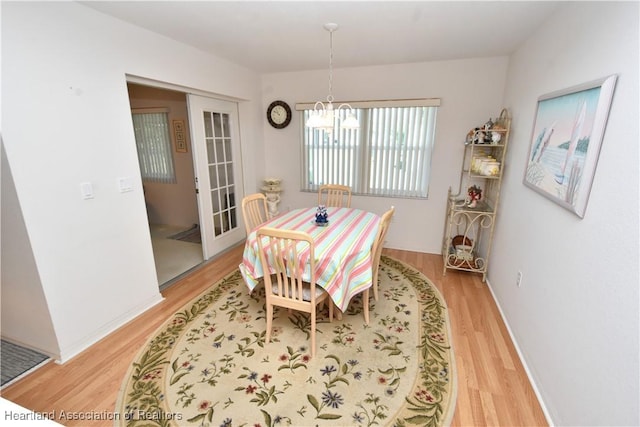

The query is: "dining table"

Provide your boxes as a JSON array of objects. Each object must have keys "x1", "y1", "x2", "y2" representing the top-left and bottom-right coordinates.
[{"x1": 239, "y1": 206, "x2": 381, "y2": 313}]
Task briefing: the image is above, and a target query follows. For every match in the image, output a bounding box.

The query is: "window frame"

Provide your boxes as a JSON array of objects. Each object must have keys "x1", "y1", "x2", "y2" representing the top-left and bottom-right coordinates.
[{"x1": 296, "y1": 98, "x2": 440, "y2": 199}]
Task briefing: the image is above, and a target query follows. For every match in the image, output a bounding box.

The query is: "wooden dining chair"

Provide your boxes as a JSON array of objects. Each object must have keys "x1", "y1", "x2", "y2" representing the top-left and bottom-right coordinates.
[
  {"x1": 372, "y1": 206, "x2": 395, "y2": 301},
  {"x1": 318, "y1": 184, "x2": 352, "y2": 208},
  {"x1": 241, "y1": 193, "x2": 268, "y2": 234},
  {"x1": 256, "y1": 227, "x2": 333, "y2": 357}
]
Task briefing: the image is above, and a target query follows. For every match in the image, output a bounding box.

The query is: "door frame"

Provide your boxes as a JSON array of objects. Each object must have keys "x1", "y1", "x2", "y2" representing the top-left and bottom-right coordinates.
[{"x1": 125, "y1": 75, "x2": 247, "y2": 262}]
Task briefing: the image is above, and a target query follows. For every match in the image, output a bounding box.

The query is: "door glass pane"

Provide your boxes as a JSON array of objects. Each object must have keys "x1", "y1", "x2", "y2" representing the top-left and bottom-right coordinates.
[
  {"x1": 213, "y1": 113, "x2": 222, "y2": 135},
  {"x1": 224, "y1": 191, "x2": 231, "y2": 211},
  {"x1": 217, "y1": 164, "x2": 227, "y2": 187},
  {"x1": 224, "y1": 139, "x2": 232, "y2": 162},
  {"x1": 224, "y1": 211, "x2": 232, "y2": 232},
  {"x1": 211, "y1": 189, "x2": 220, "y2": 213},
  {"x1": 208, "y1": 165, "x2": 218, "y2": 188},
  {"x1": 206, "y1": 140, "x2": 215, "y2": 163},
  {"x1": 221, "y1": 193, "x2": 230, "y2": 233},
  {"x1": 215, "y1": 140, "x2": 224, "y2": 162},
  {"x1": 226, "y1": 164, "x2": 234, "y2": 186},
  {"x1": 222, "y1": 114, "x2": 230, "y2": 137},
  {"x1": 228, "y1": 186, "x2": 236, "y2": 228},
  {"x1": 204, "y1": 112, "x2": 213, "y2": 138},
  {"x1": 213, "y1": 213, "x2": 222, "y2": 237}
]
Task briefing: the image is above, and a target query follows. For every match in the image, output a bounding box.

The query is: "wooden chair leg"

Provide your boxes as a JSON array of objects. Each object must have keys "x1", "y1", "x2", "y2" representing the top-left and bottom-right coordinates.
[
  {"x1": 373, "y1": 270, "x2": 379, "y2": 301},
  {"x1": 362, "y1": 289, "x2": 370, "y2": 325},
  {"x1": 265, "y1": 303, "x2": 273, "y2": 344},
  {"x1": 310, "y1": 308, "x2": 317, "y2": 357}
]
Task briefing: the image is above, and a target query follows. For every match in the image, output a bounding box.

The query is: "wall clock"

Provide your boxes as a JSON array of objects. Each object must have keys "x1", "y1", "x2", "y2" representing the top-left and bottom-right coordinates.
[{"x1": 266, "y1": 100, "x2": 292, "y2": 129}]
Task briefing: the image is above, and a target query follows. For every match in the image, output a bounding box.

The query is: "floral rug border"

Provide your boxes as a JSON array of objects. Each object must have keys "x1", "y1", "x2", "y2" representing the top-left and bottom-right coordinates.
[{"x1": 114, "y1": 255, "x2": 457, "y2": 427}]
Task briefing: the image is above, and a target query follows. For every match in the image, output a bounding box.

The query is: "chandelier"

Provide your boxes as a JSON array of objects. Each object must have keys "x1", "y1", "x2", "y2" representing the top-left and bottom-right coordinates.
[{"x1": 305, "y1": 23, "x2": 359, "y2": 132}]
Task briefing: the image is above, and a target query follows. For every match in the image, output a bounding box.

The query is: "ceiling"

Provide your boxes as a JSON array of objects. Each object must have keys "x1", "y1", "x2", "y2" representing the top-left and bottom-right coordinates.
[{"x1": 81, "y1": 1, "x2": 562, "y2": 73}]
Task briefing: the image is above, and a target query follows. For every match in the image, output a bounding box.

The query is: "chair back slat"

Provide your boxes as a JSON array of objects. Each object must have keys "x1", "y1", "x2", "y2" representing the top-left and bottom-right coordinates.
[
  {"x1": 318, "y1": 184, "x2": 352, "y2": 208},
  {"x1": 242, "y1": 193, "x2": 269, "y2": 234}
]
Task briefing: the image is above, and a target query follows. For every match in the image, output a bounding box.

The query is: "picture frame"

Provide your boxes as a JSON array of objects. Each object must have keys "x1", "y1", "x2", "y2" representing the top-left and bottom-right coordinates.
[
  {"x1": 173, "y1": 119, "x2": 187, "y2": 153},
  {"x1": 523, "y1": 75, "x2": 617, "y2": 218}
]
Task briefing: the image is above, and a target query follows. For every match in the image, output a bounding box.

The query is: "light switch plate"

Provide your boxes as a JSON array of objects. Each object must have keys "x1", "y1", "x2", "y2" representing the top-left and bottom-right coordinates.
[
  {"x1": 80, "y1": 182, "x2": 94, "y2": 199},
  {"x1": 118, "y1": 177, "x2": 133, "y2": 193}
]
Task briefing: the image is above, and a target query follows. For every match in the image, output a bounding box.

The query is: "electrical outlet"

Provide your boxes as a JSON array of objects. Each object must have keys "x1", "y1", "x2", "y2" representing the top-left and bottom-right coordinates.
[{"x1": 516, "y1": 271, "x2": 523, "y2": 287}]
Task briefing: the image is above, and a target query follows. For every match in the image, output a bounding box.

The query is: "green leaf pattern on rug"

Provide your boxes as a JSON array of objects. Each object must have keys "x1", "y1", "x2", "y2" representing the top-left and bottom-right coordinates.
[
  {"x1": 235, "y1": 367, "x2": 287, "y2": 406},
  {"x1": 277, "y1": 346, "x2": 310, "y2": 373},
  {"x1": 117, "y1": 257, "x2": 455, "y2": 426}
]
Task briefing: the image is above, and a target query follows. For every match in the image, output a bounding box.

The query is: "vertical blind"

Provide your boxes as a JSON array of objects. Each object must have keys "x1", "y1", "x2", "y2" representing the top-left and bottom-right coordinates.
[
  {"x1": 131, "y1": 111, "x2": 176, "y2": 184},
  {"x1": 300, "y1": 100, "x2": 439, "y2": 198}
]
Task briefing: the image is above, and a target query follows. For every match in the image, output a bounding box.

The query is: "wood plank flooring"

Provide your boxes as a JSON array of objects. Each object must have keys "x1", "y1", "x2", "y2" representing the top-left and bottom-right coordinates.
[{"x1": 1, "y1": 245, "x2": 548, "y2": 426}]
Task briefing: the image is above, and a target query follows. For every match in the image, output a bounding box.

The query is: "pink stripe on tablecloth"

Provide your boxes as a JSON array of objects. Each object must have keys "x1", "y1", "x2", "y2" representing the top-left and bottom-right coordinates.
[{"x1": 240, "y1": 207, "x2": 381, "y2": 311}]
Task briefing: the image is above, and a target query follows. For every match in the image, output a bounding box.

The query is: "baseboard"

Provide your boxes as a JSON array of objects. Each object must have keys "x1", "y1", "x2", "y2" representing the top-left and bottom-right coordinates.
[
  {"x1": 484, "y1": 278, "x2": 554, "y2": 427},
  {"x1": 55, "y1": 293, "x2": 165, "y2": 364}
]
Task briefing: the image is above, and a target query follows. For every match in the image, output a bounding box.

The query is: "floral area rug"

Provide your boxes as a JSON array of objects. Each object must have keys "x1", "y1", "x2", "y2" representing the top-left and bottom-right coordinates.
[{"x1": 115, "y1": 256, "x2": 456, "y2": 427}]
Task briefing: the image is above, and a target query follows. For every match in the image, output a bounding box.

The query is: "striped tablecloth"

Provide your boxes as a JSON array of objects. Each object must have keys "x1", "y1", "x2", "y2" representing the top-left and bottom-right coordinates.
[{"x1": 239, "y1": 207, "x2": 381, "y2": 312}]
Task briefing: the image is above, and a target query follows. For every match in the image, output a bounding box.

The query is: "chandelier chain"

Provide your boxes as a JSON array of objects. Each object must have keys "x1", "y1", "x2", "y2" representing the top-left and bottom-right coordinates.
[
  {"x1": 327, "y1": 28, "x2": 334, "y2": 103},
  {"x1": 305, "y1": 23, "x2": 358, "y2": 131}
]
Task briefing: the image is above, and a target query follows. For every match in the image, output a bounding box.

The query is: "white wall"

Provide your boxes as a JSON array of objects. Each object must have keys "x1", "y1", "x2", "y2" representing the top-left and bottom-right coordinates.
[
  {"x1": 1, "y1": 145, "x2": 60, "y2": 357},
  {"x1": 492, "y1": 2, "x2": 639, "y2": 425},
  {"x1": 262, "y1": 57, "x2": 509, "y2": 253},
  {"x1": 1, "y1": 2, "x2": 263, "y2": 362}
]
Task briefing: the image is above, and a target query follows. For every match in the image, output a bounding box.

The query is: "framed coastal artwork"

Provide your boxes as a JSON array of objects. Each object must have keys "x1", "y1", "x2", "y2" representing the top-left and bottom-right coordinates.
[{"x1": 523, "y1": 75, "x2": 617, "y2": 218}]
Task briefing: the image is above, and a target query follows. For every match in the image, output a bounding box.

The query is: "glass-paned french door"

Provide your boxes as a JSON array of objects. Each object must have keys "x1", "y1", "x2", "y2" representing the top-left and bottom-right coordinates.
[
  {"x1": 203, "y1": 111, "x2": 237, "y2": 237},
  {"x1": 188, "y1": 95, "x2": 244, "y2": 259}
]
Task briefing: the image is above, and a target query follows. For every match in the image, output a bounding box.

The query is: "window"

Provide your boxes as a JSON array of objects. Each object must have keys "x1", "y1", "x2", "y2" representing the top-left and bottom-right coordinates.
[
  {"x1": 131, "y1": 109, "x2": 176, "y2": 184},
  {"x1": 299, "y1": 99, "x2": 439, "y2": 198}
]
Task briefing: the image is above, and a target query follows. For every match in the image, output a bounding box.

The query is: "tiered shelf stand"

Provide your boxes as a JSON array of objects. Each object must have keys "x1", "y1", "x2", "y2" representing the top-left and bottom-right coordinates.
[{"x1": 442, "y1": 109, "x2": 511, "y2": 282}]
